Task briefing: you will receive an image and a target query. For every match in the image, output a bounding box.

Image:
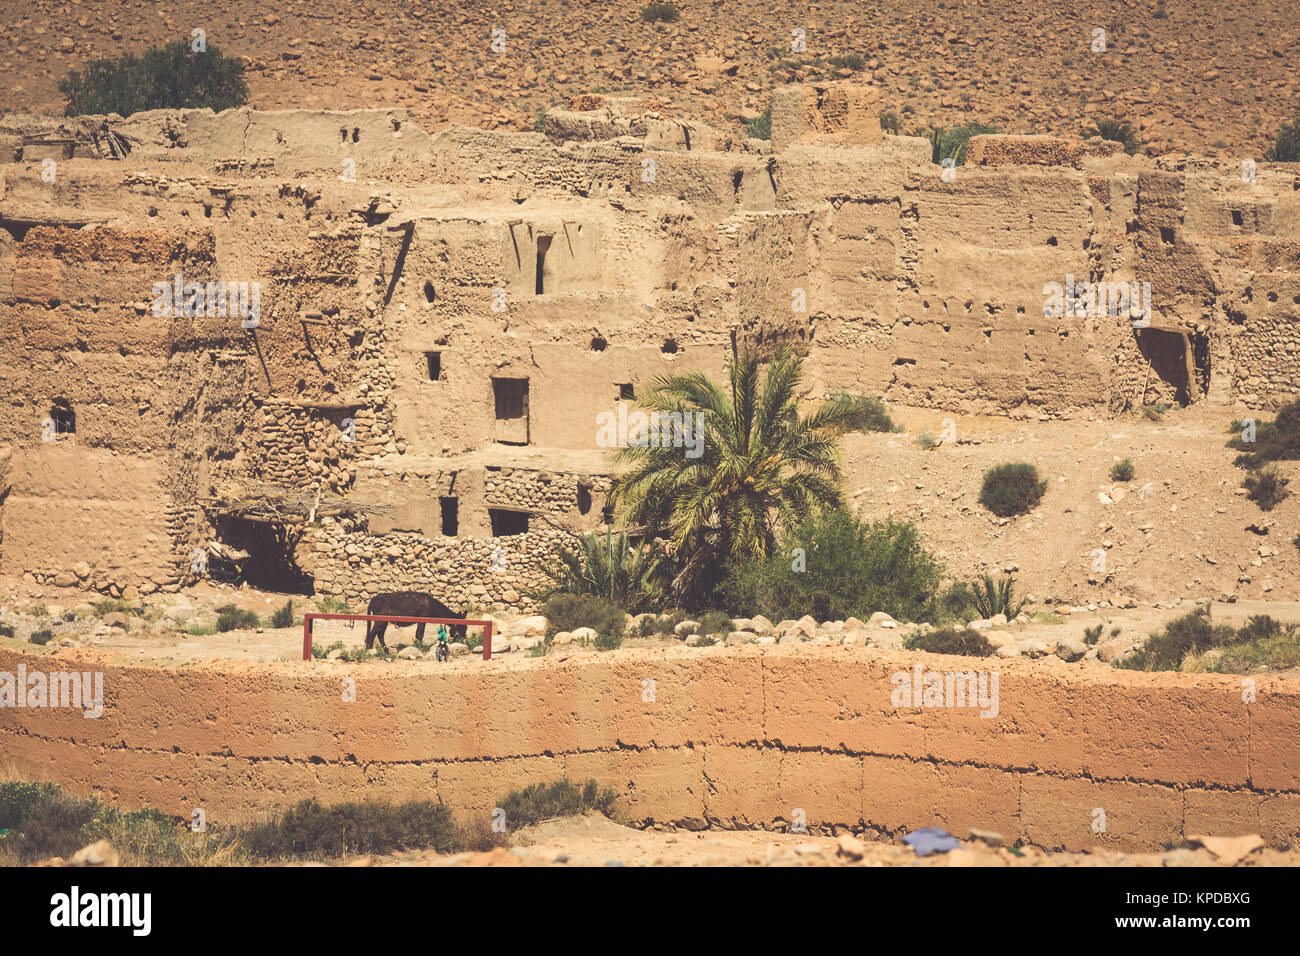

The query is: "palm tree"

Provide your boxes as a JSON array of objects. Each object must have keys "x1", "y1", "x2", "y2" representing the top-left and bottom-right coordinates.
[
  {"x1": 610, "y1": 346, "x2": 855, "y2": 603},
  {"x1": 536, "y1": 528, "x2": 666, "y2": 613}
]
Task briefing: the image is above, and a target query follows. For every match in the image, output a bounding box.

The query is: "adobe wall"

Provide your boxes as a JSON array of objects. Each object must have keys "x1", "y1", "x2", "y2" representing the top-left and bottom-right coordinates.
[{"x1": 1, "y1": 644, "x2": 1296, "y2": 851}]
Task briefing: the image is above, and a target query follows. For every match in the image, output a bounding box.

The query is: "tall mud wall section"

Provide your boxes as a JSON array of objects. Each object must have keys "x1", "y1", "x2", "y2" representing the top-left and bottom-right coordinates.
[{"x1": 1, "y1": 644, "x2": 1297, "y2": 852}]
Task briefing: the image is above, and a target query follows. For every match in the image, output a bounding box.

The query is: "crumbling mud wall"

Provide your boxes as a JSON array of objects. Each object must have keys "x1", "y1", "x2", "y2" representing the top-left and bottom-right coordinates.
[
  {"x1": 1, "y1": 644, "x2": 1296, "y2": 851},
  {"x1": 2, "y1": 94, "x2": 1298, "y2": 602}
]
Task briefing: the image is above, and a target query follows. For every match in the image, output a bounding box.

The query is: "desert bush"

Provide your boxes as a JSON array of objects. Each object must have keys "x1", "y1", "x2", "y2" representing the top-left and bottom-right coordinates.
[
  {"x1": 1118, "y1": 606, "x2": 1237, "y2": 671},
  {"x1": 826, "y1": 391, "x2": 897, "y2": 433},
  {"x1": 93, "y1": 598, "x2": 137, "y2": 616},
  {"x1": 1227, "y1": 399, "x2": 1300, "y2": 468},
  {"x1": 541, "y1": 593, "x2": 627, "y2": 641},
  {"x1": 0, "y1": 625, "x2": 14, "y2": 639},
  {"x1": 59, "y1": 40, "x2": 249, "y2": 117},
  {"x1": 914, "y1": 121, "x2": 998, "y2": 165},
  {"x1": 496, "y1": 779, "x2": 617, "y2": 829},
  {"x1": 0, "y1": 781, "x2": 102, "y2": 862},
  {"x1": 696, "y1": 610, "x2": 733, "y2": 636},
  {"x1": 1083, "y1": 623, "x2": 1103, "y2": 645},
  {"x1": 978, "y1": 463, "x2": 1047, "y2": 517},
  {"x1": 934, "y1": 581, "x2": 977, "y2": 623},
  {"x1": 1184, "y1": 616, "x2": 1300, "y2": 673},
  {"x1": 830, "y1": 54, "x2": 866, "y2": 71},
  {"x1": 970, "y1": 574, "x2": 1025, "y2": 619},
  {"x1": 238, "y1": 798, "x2": 458, "y2": 859},
  {"x1": 1265, "y1": 115, "x2": 1300, "y2": 162},
  {"x1": 904, "y1": 627, "x2": 994, "y2": 657},
  {"x1": 688, "y1": 633, "x2": 719, "y2": 647},
  {"x1": 746, "y1": 106, "x2": 772, "y2": 140},
  {"x1": 536, "y1": 530, "x2": 665, "y2": 613},
  {"x1": 270, "y1": 600, "x2": 294, "y2": 629},
  {"x1": 1244, "y1": 466, "x2": 1291, "y2": 511},
  {"x1": 215, "y1": 605, "x2": 259, "y2": 632},
  {"x1": 721, "y1": 509, "x2": 943, "y2": 624},
  {"x1": 879, "y1": 110, "x2": 901, "y2": 134},
  {"x1": 917, "y1": 430, "x2": 940, "y2": 450},
  {"x1": 29, "y1": 629, "x2": 54, "y2": 646},
  {"x1": 310, "y1": 640, "x2": 345, "y2": 660},
  {"x1": 640, "y1": 2, "x2": 679, "y2": 23},
  {"x1": 653, "y1": 609, "x2": 689, "y2": 635},
  {"x1": 187, "y1": 623, "x2": 218, "y2": 636},
  {"x1": 1085, "y1": 118, "x2": 1140, "y2": 155},
  {"x1": 1109, "y1": 458, "x2": 1135, "y2": 482}
]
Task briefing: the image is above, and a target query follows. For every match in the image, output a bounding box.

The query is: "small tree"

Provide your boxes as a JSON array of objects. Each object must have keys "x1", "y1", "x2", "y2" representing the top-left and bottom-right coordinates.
[
  {"x1": 1265, "y1": 116, "x2": 1300, "y2": 162},
  {"x1": 978, "y1": 463, "x2": 1048, "y2": 517},
  {"x1": 60, "y1": 40, "x2": 249, "y2": 117}
]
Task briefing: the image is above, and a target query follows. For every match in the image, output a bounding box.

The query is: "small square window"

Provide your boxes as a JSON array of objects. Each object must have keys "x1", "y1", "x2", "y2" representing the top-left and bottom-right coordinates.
[{"x1": 617, "y1": 383, "x2": 635, "y2": 401}]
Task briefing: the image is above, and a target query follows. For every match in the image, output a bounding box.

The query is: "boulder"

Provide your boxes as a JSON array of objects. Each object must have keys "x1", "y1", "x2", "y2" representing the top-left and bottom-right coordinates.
[
  {"x1": 1055, "y1": 638, "x2": 1088, "y2": 662},
  {"x1": 749, "y1": 614, "x2": 775, "y2": 636},
  {"x1": 867, "y1": 611, "x2": 895, "y2": 628},
  {"x1": 570, "y1": 626, "x2": 598, "y2": 643},
  {"x1": 674, "y1": 619, "x2": 700, "y2": 637}
]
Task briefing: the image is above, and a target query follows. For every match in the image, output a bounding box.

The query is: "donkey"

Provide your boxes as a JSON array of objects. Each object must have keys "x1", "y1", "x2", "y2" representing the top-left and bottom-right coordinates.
[{"x1": 364, "y1": 591, "x2": 467, "y2": 651}]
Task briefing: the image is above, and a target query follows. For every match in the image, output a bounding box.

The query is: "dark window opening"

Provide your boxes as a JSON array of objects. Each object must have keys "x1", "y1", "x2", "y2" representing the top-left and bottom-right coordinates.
[
  {"x1": 535, "y1": 235, "x2": 552, "y2": 294},
  {"x1": 893, "y1": 357, "x2": 916, "y2": 366},
  {"x1": 617, "y1": 382, "x2": 635, "y2": 401},
  {"x1": 423, "y1": 280, "x2": 436, "y2": 303},
  {"x1": 351, "y1": 127, "x2": 360, "y2": 143},
  {"x1": 1159, "y1": 226, "x2": 1175, "y2": 244},
  {"x1": 577, "y1": 484, "x2": 592, "y2": 515},
  {"x1": 1231, "y1": 210, "x2": 1244, "y2": 227},
  {"x1": 492, "y1": 377, "x2": 529, "y2": 445},
  {"x1": 1046, "y1": 236, "x2": 1057, "y2": 246},
  {"x1": 732, "y1": 170, "x2": 743, "y2": 197},
  {"x1": 440, "y1": 497, "x2": 458, "y2": 536},
  {"x1": 49, "y1": 399, "x2": 75, "y2": 436},
  {"x1": 661, "y1": 338, "x2": 678, "y2": 354},
  {"x1": 426, "y1": 352, "x2": 442, "y2": 381},
  {"x1": 590, "y1": 335, "x2": 607, "y2": 351},
  {"x1": 489, "y1": 509, "x2": 530, "y2": 536}
]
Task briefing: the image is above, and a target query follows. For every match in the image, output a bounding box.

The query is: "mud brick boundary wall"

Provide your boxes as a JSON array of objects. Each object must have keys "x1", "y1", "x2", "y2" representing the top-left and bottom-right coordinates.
[{"x1": 1, "y1": 645, "x2": 1297, "y2": 851}]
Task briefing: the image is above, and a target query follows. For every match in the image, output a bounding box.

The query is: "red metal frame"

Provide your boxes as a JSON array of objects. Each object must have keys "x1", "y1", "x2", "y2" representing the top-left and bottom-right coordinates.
[{"x1": 302, "y1": 613, "x2": 495, "y2": 661}]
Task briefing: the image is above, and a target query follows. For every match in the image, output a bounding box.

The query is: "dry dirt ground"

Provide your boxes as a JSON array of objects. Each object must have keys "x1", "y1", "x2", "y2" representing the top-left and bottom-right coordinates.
[
  {"x1": 354, "y1": 813, "x2": 1300, "y2": 867},
  {"x1": 2, "y1": 0, "x2": 1297, "y2": 157}
]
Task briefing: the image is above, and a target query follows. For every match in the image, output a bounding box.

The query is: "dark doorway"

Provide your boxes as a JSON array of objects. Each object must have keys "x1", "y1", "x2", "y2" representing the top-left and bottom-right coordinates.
[
  {"x1": 492, "y1": 377, "x2": 529, "y2": 445},
  {"x1": 440, "y1": 496, "x2": 458, "y2": 536},
  {"x1": 212, "y1": 516, "x2": 313, "y2": 593}
]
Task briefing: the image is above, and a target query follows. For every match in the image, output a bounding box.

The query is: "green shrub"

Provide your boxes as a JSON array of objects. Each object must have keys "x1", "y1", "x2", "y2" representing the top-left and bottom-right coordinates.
[
  {"x1": 970, "y1": 575, "x2": 1025, "y2": 620},
  {"x1": 1265, "y1": 116, "x2": 1300, "y2": 162},
  {"x1": 496, "y1": 778, "x2": 617, "y2": 829},
  {"x1": 935, "y1": 581, "x2": 977, "y2": 623},
  {"x1": 914, "y1": 121, "x2": 998, "y2": 166},
  {"x1": 0, "y1": 625, "x2": 14, "y2": 639},
  {"x1": 721, "y1": 509, "x2": 943, "y2": 624},
  {"x1": 237, "y1": 798, "x2": 459, "y2": 859},
  {"x1": 688, "y1": 633, "x2": 719, "y2": 647},
  {"x1": 978, "y1": 463, "x2": 1047, "y2": 517},
  {"x1": 594, "y1": 630, "x2": 624, "y2": 651},
  {"x1": 879, "y1": 110, "x2": 901, "y2": 135},
  {"x1": 904, "y1": 627, "x2": 994, "y2": 657},
  {"x1": 315, "y1": 596, "x2": 350, "y2": 613},
  {"x1": 268, "y1": 600, "x2": 294, "y2": 629},
  {"x1": 311, "y1": 640, "x2": 345, "y2": 660},
  {"x1": 1085, "y1": 118, "x2": 1140, "y2": 155},
  {"x1": 93, "y1": 598, "x2": 137, "y2": 616},
  {"x1": 1083, "y1": 623, "x2": 1103, "y2": 645},
  {"x1": 1109, "y1": 458, "x2": 1135, "y2": 482},
  {"x1": 186, "y1": 623, "x2": 218, "y2": 636},
  {"x1": 0, "y1": 781, "x2": 102, "y2": 862},
  {"x1": 541, "y1": 593, "x2": 627, "y2": 640},
  {"x1": 533, "y1": 109, "x2": 547, "y2": 133},
  {"x1": 1227, "y1": 400, "x2": 1300, "y2": 466},
  {"x1": 215, "y1": 605, "x2": 259, "y2": 632},
  {"x1": 830, "y1": 54, "x2": 866, "y2": 71},
  {"x1": 640, "y1": 3, "x2": 679, "y2": 24},
  {"x1": 1244, "y1": 466, "x2": 1291, "y2": 511},
  {"x1": 696, "y1": 610, "x2": 733, "y2": 636},
  {"x1": 1118, "y1": 606, "x2": 1237, "y2": 671},
  {"x1": 536, "y1": 531, "x2": 664, "y2": 614},
  {"x1": 1184, "y1": 616, "x2": 1300, "y2": 674},
  {"x1": 59, "y1": 39, "x2": 249, "y2": 117},
  {"x1": 654, "y1": 609, "x2": 688, "y2": 635},
  {"x1": 746, "y1": 106, "x2": 772, "y2": 140},
  {"x1": 826, "y1": 391, "x2": 897, "y2": 433},
  {"x1": 29, "y1": 629, "x2": 54, "y2": 646},
  {"x1": 917, "y1": 430, "x2": 940, "y2": 450}
]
